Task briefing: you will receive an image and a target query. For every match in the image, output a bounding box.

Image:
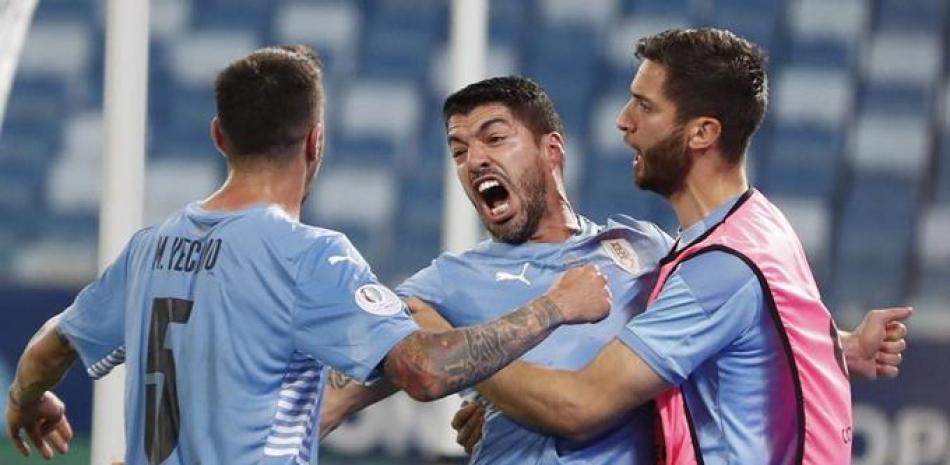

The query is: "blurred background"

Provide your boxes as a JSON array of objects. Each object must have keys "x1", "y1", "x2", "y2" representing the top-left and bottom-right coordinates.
[{"x1": 1, "y1": 0, "x2": 948, "y2": 463}]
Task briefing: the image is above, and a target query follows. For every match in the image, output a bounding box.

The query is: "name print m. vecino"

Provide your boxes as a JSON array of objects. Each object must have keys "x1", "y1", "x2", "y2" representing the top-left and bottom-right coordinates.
[{"x1": 151, "y1": 235, "x2": 224, "y2": 273}]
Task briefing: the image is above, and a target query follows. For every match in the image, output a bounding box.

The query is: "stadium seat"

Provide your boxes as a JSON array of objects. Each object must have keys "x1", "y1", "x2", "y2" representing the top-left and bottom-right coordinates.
[
  {"x1": 849, "y1": 113, "x2": 930, "y2": 179},
  {"x1": 911, "y1": 206, "x2": 950, "y2": 327},
  {"x1": 783, "y1": 37, "x2": 857, "y2": 70},
  {"x1": 831, "y1": 171, "x2": 919, "y2": 308},
  {"x1": 359, "y1": 22, "x2": 438, "y2": 81},
  {"x1": 273, "y1": 1, "x2": 361, "y2": 76},
  {"x1": 938, "y1": 131, "x2": 950, "y2": 204},
  {"x1": 0, "y1": 122, "x2": 61, "y2": 170},
  {"x1": 590, "y1": 94, "x2": 629, "y2": 155},
  {"x1": 863, "y1": 31, "x2": 941, "y2": 87},
  {"x1": 488, "y1": 0, "x2": 531, "y2": 48},
  {"x1": 309, "y1": 165, "x2": 398, "y2": 232},
  {"x1": 427, "y1": 45, "x2": 517, "y2": 98},
  {"x1": 581, "y1": 157, "x2": 653, "y2": 224},
  {"x1": 787, "y1": 0, "x2": 868, "y2": 46},
  {"x1": 11, "y1": 234, "x2": 98, "y2": 285},
  {"x1": 604, "y1": 15, "x2": 690, "y2": 71},
  {"x1": 626, "y1": 0, "x2": 692, "y2": 18},
  {"x1": 143, "y1": 159, "x2": 222, "y2": 225},
  {"x1": 338, "y1": 80, "x2": 422, "y2": 152},
  {"x1": 875, "y1": 0, "x2": 946, "y2": 33},
  {"x1": 706, "y1": 0, "x2": 783, "y2": 50},
  {"x1": 191, "y1": 1, "x2": 273, "y2": 39},
  {"x1": 772, "y1": 66, "x2": 854, "y2": 128},
  {"x1": 539, "y1": 0, "x2": 620, "y2": 28},
  {"x1": 762, "y1": 123, "x2": 842, "y2": 198},
  {"x1": 771, "y1": 195, "x2": 832, "y2": 285},
  {"x1": 858, "y1": 82, "x2": 934, "y2": 116},
  {"x1": 167, "y1": 30, "x2": 261, "y2": 89},
  {"x1": 150, "y1": 0, "x2": 191, "y2": 42},
  {"x1": 16, "y1": 19, "x2": 93, "y2": 79}
]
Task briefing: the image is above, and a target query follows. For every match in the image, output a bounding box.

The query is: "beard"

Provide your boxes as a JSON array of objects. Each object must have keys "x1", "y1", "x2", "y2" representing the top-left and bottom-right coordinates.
[
  {"x1": 485, "y1": 158, "x2": 548, "y2": 245},
  {"x1": 634, "y1": 125, "x2": 693, "y2": 198}
]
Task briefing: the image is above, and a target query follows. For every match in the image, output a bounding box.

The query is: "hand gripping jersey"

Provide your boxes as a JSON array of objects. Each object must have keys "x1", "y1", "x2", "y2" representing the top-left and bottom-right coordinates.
[
  {"x1": 649, "y1": 190, "x2": 852, "y2": 465},
  {"x1": 398, "y1": 215, "x2": 673, "y2": 465},
  {"x1": 58, "y1": 203, "x2": 419, "y2": 465}
]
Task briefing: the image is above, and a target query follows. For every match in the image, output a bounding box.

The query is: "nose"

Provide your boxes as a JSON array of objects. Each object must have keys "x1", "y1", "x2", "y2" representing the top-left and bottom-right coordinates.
[
  {"x1": 466, "y1": 142, "x2": 491, "y2": 174},
  {"x1": 616, "y1": 100, "x2": 635, "y2": 134}
]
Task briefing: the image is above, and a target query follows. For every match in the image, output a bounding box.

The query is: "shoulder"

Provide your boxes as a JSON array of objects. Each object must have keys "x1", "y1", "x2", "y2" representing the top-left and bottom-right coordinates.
[
  {"x1": 674, "y1": 249, "x2": 761, "y2": 312},
  {"x1": 606, "y1": 214, "x2": 675, "y2": 249}
]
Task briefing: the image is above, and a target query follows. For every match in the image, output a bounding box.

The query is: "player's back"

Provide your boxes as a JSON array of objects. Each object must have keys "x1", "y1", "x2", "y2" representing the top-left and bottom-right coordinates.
[
  {"x1": 111, "y1": 203, "x2": 367, "y2": 465},
  {"x1": 60, "y1": 201, "x2": 417, "y2": 464}
]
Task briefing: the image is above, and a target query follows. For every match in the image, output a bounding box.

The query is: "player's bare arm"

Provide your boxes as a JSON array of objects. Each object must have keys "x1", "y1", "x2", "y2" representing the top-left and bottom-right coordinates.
[
  {"x1": 320, "y1": 298, "x2": 455, "y2": 438},
  {"x1": 320, "y1": 370, "x2": 398, "y2": 439},
  {"x1": 6, "y1": 315, "x2": 77, "y2": 459},
  {"x1": 382, "y1": 264, "x2": 611, "y2": 401},
  {"x1": 477, "y1": 339, "x2": 667, "y2": 442}
]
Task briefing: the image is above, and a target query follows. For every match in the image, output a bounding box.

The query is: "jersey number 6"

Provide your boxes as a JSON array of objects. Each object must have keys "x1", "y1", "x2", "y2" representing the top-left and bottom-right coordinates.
[{"x1": 145, "y1": 297, "x2": 194, "y2": 465}]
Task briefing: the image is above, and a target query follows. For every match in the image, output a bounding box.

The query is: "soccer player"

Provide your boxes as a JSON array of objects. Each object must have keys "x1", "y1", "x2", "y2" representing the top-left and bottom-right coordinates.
[
  {"x1": 320, "y1": 76, "x2": 910, "y2": 464},
  {"x1": 3, "y1": 46, "x2": 613, "y2": 464},
  {"x1": 446, "y1": 28, "x2": 913, "y2": 465}
]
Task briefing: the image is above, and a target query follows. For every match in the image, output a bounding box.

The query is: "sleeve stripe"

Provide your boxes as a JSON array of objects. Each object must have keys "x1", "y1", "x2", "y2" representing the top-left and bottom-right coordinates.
[{"x1": 87, "y1": 346, "x2": 126, "y2": 379}]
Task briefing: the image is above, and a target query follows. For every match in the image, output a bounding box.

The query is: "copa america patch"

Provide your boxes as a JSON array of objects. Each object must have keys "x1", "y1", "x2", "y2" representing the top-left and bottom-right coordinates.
[
  {"x1": 600, "y1": 238, "x2": 641, "y2": 276},
  {"x1": 354, "y1": 284, "x2": 402, "y2": 316}
]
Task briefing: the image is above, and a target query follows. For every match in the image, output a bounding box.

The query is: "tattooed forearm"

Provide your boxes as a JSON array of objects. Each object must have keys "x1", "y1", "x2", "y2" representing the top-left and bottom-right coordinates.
[
  {"x1": 327, "y1": 370, "x2": 354, "y2": 390},
  {"x1": 383, "y1": 296, "x2": 565, "y2": 401}
]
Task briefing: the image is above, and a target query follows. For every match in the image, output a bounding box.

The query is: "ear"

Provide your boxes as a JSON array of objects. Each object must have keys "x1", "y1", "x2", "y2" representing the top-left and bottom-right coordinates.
[
  {"x1": 305, "y1": 123, "x2": 323, "y2": 164},
  {"x1": 687, "y1": 117, "x2": 721, "y2": 152},
  {"x1": 210, "y1": 117, "x2": 228, "y2": 157},
  {"x1": 541, "y1": 132, "x2": 566, "y2": 167}
]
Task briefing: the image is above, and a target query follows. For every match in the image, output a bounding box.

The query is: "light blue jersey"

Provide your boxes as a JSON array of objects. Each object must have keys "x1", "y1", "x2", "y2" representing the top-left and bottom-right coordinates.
[
  {"x1": 58, "y1": 203, "x2": 419, "y2": 465},
  {"x1": 397, "y1": 215, "x2": 672, "y2": 465},
  {"x1": 618, "y1": 194, "x2": 797, "y2": 464}
]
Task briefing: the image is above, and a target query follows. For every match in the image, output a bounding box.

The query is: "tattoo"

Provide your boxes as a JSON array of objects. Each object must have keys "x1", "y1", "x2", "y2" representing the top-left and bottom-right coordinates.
[
  {"x1": 327, "y1": 370, "x2": 354, "y2": 390},
  {"x1": 384, "y1": 296, "x2": 564, "y2": 401}
]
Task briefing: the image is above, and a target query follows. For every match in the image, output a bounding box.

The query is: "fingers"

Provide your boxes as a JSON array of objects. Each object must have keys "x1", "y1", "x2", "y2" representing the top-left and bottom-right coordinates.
[
  {"x1": 26, "y1": 423, "x2": 53, "y2": 460},
  {"x1": 45, "y1": 429, "x2": 69, "y2": 455},
  {"x1": 59, "y1": 415, "x2": 73, "y2": 443},
  {"x1": 876, "y1": 352, "x2": 902, "y2": 366},
  {"x1": 46, "y1": 417, "x2": 73, "y2": 455},
  {"x1": 885, "y1": 322, "x2": 908, "y2": 341},
  {"x1": 456, "y1": 410, "x2": 485, "y2": 454},
  {"x1": 451, "y1": 403, "x2": 481, "y2": 431},
  {"x1": 876, "y1": 364, "x2": 900, "y2": 379},
  {"x1": 8, "y1": 422, "x2": 30, "y2": 457},
  {"x1": 881, "y1": 339, "x2": 906, "y2": 354},
  {"x1": 872, "y1": 307, "x2": 913, "y2": 323}
]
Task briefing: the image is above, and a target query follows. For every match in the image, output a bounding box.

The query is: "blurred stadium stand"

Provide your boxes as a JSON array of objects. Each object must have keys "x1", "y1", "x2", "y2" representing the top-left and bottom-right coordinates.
[
  {"x1": 1, "y1": 0, "x2": 948, "y2": 463},
  {"x1": 2, "y1": 0, "x2": 946, "y2": 324}
]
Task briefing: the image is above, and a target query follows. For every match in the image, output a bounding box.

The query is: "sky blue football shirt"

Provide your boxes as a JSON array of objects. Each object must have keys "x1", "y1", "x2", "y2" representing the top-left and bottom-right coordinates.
[
  {"x1": 398, "y1": 215, "x2": 673, "y2": 465},
  {"x1": 59, "y1": 203, "x2": 419, "y2": 465}
]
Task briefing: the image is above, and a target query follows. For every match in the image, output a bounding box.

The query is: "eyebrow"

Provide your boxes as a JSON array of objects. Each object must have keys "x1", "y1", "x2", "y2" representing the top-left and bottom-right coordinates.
[
  {"x1": 447, "y1": 117, "x2": 510, "y2": 145},
  {"x1": 631, "y1": 91, "x2": 653, "y2": 105}
]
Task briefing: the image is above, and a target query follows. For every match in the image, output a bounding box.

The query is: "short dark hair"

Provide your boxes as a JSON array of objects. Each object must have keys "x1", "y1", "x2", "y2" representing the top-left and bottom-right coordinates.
[
  {"x1": 214, "y1": 45, "x2": 324, "y2": 164},
  {"x1": 442, "y1": 76, "x2": 565, "y2": 140},
  {"x1": 636, "y1": 28, "x2": 768, "y2": 164}
]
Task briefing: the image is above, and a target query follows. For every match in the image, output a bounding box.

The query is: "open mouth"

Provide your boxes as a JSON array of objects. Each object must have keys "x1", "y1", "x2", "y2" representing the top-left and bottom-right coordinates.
[{"x1": 474, "y1": 176, "x2": 516, "y2": 223}]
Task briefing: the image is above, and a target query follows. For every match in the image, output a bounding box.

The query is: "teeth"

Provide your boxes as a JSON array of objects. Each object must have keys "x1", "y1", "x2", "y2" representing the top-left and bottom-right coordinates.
[
  {"x1": 490, "y1": 202, "x2": 510, "y2": 216},
  {"x1": 477, "y1": 179, "x2": 500, "y2": 193}
]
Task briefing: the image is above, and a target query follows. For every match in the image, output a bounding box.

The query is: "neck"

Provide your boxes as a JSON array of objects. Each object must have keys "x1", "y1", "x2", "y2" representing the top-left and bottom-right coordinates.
[
  {"x1": 527, "y1": 171, "x2": 580, "y2": 243},
  {"x1": 200, "y1": 161, "x2": 307, "y2": 221},
  {"x1": 669, "y1": 158, "x2": 748, "y2": 230},
  {"x1": 527, "y1": 200, "x2": 580, "y2": 243}
]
